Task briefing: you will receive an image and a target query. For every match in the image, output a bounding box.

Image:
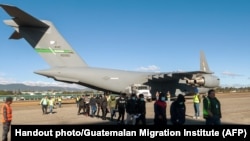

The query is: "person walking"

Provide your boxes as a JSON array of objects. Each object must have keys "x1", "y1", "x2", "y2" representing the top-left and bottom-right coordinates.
[
  {"x1": 57, "y1": 96, "x2": 62, "y2": 108},
  {"x1": 101, "y1": 94, "x2": 108, "y2": 120},
  {"x1": 193, "y1": 88, "x2": 201, "y2": 119},
  {"x1": 76, "y1": 96, "x2": 80, "y2": 108},
  {"x1": 95, "y1": 95, "x2": 102, "y2": 118},
  {"x1": 84, "y1": 95, "x2": 90, "y2": 116},
  {"x1": 108, "y1": 95, "x2": 117, "y2": 121},
  {"x1": 40, "y1": 96, "x2": 49, "y2": 114},
  {"x1": 48, "y1": 97, "x2": 55, "y2": 114},
  {"x1": 89, "y1": 95, "x2": 97, "y2": 117},
  {"x1": 154, "y1": 92, "x2": 167, "y2": 125},
  {"x1": 77, "y1": 95, "x2": 85, "y2": 115},
  {"x1": 170, "y1": 94, "x2": 186, "y2": 125},
  {"x1": 203, "y1": 89, "x2": 222, "y2": 125},
  {"x1": 1, "y1": 96, "x2": 13, "y2": 141}
]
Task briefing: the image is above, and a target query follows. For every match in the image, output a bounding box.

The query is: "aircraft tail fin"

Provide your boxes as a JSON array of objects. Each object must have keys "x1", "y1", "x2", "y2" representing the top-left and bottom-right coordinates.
[
  {"x1": 200, "y1": 50, "x2": 212, "y2": 73},
  {"x1": 1, "y1": 4, "x2": 88, "y2": 68}
]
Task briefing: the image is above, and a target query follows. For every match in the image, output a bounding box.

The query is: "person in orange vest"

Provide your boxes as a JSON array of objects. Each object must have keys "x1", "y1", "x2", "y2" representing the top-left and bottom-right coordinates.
[{"x1": 1, "y1": 96, "x2": 13, "y2": 141}]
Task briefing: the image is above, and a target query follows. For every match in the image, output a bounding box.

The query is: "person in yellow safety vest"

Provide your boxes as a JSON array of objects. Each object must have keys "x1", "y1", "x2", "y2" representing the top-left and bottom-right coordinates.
[
  {"x1": 76, "y1": 96, "x2": 80, "y2": 107},
  {"x1": 193, "y1": 88, "x2": 201, "y2": 119},
  {"x1": 1, "y1": 96, "x2": 13, "y2": 141},
  {"x1": 48, "y1": 97, "x2": 55, "y2": 114},
  {"x1": 40, "y1": 96, "x2": 49, "y2": 114},
  {"x1": 203, "y1": 89, "x2": 222, "y2": 125},
  {"x1": 58, "y1": 96, "x2": 62, "y2": 108}
]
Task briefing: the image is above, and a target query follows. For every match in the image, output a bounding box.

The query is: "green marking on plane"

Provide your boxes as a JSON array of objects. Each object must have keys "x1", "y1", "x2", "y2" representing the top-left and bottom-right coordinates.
[{"x1": 35, "y1": 48, "x2": 73, "y2": 53}]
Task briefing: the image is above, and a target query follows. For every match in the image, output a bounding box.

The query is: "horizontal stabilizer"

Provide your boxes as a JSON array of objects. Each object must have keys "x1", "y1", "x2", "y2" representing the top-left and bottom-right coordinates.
[
  {"x1": 0, "y1": 4, "x2": 48, "y2": 28},
  {"x1": 9, "y1": 30, "x2": 22, "y2": 39}
]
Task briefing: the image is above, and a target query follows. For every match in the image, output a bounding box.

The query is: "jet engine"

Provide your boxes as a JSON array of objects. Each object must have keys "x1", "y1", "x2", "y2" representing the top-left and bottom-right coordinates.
[{"x1": 185, "y1": 74, "x2": 220, "y2": 88}]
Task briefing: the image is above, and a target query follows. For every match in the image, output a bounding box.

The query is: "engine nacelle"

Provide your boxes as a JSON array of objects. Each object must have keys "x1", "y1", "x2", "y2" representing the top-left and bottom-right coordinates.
[
  {"x1": 194, "y1": 77, "x2": 205, "y2": 85},
  {"x1": 186, "y1": 79, "x2": 196, "y2": 85},
  {"x1": 186, "y1": 74, "x2": 220, "y2": 88}
]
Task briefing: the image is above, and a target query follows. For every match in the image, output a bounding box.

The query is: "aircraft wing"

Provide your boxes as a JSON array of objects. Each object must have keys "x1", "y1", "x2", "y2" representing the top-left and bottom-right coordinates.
[
  {"x1": 148, "y1": 70, "x2": 219, "y2": 89},
  {"x1": 150, "y1": 70, "x2": 212, "y2": 79},
  {"x1": 147, "y1": 50, "x2": 219, "y2": 89}
]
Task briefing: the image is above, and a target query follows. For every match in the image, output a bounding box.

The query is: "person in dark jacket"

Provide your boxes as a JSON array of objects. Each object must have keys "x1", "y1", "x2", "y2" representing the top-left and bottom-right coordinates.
[
  {"x1": 135, "y1": 94, "x2": 146, "y2": 125},
  {"x1": 100, "y1": 94, "x2": 108, "y2": 120},
  {"x1": 154, "y1": 92, "x2": 167, "y2": 125},
  {"x1": 77, "y1": 95, "x2": 85, "y2": 115},
  {"x1": 170, "y1": 94, "x2": 186, "y2": 125},
  {"x1": 203, "y1": 89, "x2": 221, "y2": 125},
  {"x1": 95, "y1": 95, "x2": 102, "y2": 117},
  {"x1": 116, "y1": 93, "x2": 127, "y2": 124},
  {"x1": 125, "y1": 93, "x2": 137, "y2": 125},
  {"x1": 89, "y1": 95, "x2": 97, "y2": 117}
]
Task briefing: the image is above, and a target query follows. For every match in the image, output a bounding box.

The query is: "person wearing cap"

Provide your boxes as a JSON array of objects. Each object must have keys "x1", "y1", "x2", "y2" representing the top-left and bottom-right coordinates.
[
  {"x1": 170, "y1": 94, "x2": 186, "y2": 125},
  {"x1": 1, "y1": 96, "x2": 13, "y2": 141},
  {"x1": 154, "y1": 92, "x2": 167, "y2": 125}
]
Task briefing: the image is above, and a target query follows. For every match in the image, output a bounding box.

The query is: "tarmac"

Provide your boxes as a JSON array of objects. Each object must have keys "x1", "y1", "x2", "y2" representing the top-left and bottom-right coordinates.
[{"x1": 0, "y1": 92, "x2": 250, "y2": 140}]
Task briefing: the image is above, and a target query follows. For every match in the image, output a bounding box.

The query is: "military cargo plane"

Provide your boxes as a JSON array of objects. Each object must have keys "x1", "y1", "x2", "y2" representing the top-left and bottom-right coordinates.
[{"x1": 0, "y1": 4, "x2": 220, "y2": 98}]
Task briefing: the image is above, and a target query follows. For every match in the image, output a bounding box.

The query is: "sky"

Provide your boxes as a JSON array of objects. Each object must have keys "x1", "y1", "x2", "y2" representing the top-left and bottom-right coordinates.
[{"x1": 0, "y1": 0, "x2": 249, "y2": 89}]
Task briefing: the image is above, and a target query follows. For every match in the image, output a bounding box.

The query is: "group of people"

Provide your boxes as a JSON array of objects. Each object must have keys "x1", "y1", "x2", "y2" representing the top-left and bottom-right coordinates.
[
  {"x1": 1, "y1": 89, "x2": 222, "y2": 141},
  {"x1": 39, "y1": 96, "x2": 62, "y2": 115},
  {"x1": 73, "y1": 88, "x2": 222, "y2": 126},
  {"x1": 155, "y1": 89, "x2": 222, "y2": 125},
  {"x1": 75, "y1": 93, "x2": 147, "y2": 125},
  {"x1": 76, "y1": 94, "x2": 109, "y2": 120},
  {"x1": 74, "y1": 89, "x2": 222, "y2": 126},
  {"x1": 190, "y1": 89, "x2": 221, "y2": 125},
  {"x1": 154, "y1": 92, "x2": 186, "y2": 125}
]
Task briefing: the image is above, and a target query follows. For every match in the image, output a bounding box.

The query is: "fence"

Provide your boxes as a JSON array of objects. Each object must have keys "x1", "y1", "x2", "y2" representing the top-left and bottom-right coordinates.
[{"x1": 0, "y1": 94, "x2": 84, "y2": 102}]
